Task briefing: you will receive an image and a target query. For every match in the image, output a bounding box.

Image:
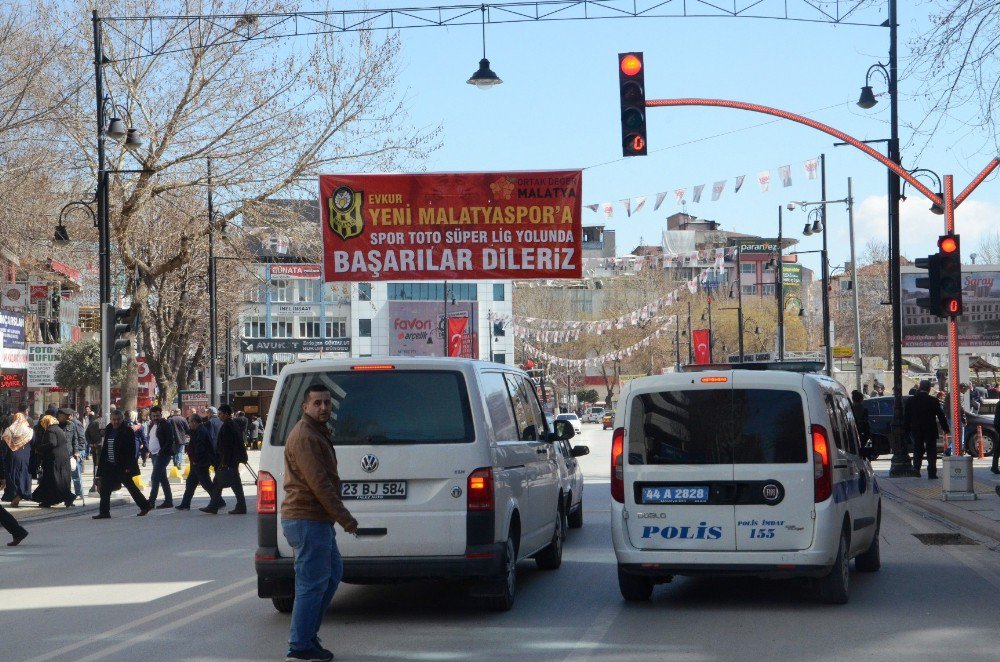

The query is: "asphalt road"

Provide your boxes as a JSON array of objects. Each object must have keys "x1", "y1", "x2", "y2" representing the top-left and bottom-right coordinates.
[{"x1": 2, "y1": 425, "x2": 999, "y2": 661}]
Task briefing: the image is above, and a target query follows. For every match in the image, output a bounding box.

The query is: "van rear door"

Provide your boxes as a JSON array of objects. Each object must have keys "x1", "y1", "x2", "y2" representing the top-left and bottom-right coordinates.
[
  {"x1": 730, "y1": 373, "x2": 815, "y2": 551},
  {"x1": 623, "y1": 376, "x2": 737, "y2": 552},
  {"x1": 271, "y1": 367, "x2": 479, "y2": 558}
]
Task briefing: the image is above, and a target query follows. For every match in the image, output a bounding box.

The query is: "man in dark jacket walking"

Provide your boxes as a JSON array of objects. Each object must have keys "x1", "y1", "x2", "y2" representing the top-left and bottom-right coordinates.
[
  {"x1": 93, "y1": 410, "x2": 150, "y2": 519},
  {"x1": 905, "y1": 380, "x2": 950, "y2": 479},
  {"x1": 57, "y1": 408, "x2": 87, "y2": 500},
  {"x1": 85, "y1": 414, "x2": 104, "y2": 494},
  {"x1": 175, "y1": 414, "x2": 223, "y2": 511},
  {"x1": 201, "y1": 405, "x2": 247, "y2": 515},
  {"x1": 145, "y1": 405, "x2": 177, "y2": 509}
]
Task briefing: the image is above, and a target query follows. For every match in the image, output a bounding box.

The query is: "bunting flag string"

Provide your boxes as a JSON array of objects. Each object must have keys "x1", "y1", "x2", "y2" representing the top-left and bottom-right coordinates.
[
  {"x1": 520, "y1": 317, "x2": 676, "y2": 368},
  {"x1": 587, "y1": 155, "x2": 820, "y2": 217}
]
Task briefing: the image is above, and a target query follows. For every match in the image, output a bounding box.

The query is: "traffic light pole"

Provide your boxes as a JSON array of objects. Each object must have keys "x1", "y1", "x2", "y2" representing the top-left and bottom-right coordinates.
[{"x1": 944, "y1": 176, "x2": 962, "y2": 449}]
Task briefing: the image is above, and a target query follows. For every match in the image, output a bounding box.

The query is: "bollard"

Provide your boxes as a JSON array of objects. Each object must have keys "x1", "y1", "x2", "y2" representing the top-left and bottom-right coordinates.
[
  {"x1": 977, "y1": 425, "x2": 984, "y2": 459},
  {"x1": 132, "y1": 475, "x2": 145, "y2": 490},
  {"x1": 182, "y1": 463, "x2": 191, "y2": 479}
]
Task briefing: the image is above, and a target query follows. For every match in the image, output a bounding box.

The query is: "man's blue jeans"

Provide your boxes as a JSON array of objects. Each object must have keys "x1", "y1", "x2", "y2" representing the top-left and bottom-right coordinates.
[
  {"x1": 147, "y1": 454, "x2": 173, "y2": 504},
  {"x1": 173, "y1": 446, "x2": 185, "y2": 469},
  {"x1": 71, "y1": 456, "x2": 83, "y2": 497},
  {"x1": 282, "y1": 518, "x2": 343, "y2": 653}
]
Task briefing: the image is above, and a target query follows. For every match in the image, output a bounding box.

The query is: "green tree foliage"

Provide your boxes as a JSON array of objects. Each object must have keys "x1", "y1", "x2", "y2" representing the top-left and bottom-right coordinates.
[
  {"x1": 53, "y1": 339, "x2": 101, "y2": 393},
  {"x1": 576, "y1": 389, "x2": 600, "y2": 404}
]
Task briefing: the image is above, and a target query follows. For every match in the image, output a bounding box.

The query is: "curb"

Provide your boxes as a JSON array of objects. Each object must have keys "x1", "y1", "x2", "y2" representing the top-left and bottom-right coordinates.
[{"x1": 879, "y1": 478, "x2": 1000, "y2": 545}]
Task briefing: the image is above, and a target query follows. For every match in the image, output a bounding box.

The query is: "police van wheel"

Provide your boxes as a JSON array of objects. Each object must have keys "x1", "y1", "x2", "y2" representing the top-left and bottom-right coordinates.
[
  {"x1": 818, "y1": 531, "x2": 850, "y2": 604},
  {"x1": 855, "y1": 507, "x2": 882, "y2": 573},
  {"x1": 271, "y1": 596, "x2": 294, "y2": 613},
  {"x1": 618, "y1": 565, "x2": 653, "y2": 602}
]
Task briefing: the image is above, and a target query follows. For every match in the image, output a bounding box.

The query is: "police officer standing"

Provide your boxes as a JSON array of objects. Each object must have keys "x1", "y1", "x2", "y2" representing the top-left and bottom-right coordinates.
[{"x1": 904, "y1": 380, "x2": 950, "y2": 479}]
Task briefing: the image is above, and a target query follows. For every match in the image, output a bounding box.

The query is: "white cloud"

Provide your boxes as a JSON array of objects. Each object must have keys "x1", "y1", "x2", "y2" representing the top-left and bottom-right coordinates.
[{"x1": 851, "y1": 194, "x2": 1000, "y2": 260}]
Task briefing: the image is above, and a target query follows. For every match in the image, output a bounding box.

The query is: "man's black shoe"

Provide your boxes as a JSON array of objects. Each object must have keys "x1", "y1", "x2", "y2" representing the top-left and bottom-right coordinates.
[
  {"x1": 137, "y1": 506, "x2": 151, "y2": 516},
  {"x1": 285, "y1": 648, "x2": 334, "y2": 661},
  {"x1": 228, "y1": 507, "x2": 247, "y2": 515},
  {"x1": 8, "y1": 530, "x2": 27, "y2": 546},
  {"x1": 199, "y1": 507, "x2": 218, "y2": 514},
  {"x1": 92, "y1": 513, "x2": 111, "y2": 519},
  {"x1": 928, "y1": 475, "x2": 939, "y2": 479},
  {"x1": 990, "y1": 467, "x2": 1000, "y2": 474},
  {"x1": 156, "y1": 503, "x2": 174, "y2": 509},
  {"x1": 175, "y1": 505, "x2": 190, "y2": 511}
]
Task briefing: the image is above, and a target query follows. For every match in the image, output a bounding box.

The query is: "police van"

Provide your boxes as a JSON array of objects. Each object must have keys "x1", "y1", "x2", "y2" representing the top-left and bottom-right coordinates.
[
  {"x1": 255, "y1": 357, "x2": 573, "y2": 612},
  {"x1": 611, "y1": 363, "x2": 881, "y2": 604}
]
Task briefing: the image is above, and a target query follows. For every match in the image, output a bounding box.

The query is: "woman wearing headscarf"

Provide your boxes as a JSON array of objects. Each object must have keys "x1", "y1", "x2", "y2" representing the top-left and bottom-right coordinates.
[
  {"x1": 2, "y1": 413, "x2": 34, "y2": 507},
  {"x1": 30, "y1": 414, "x2": 75, "y2": 508}
]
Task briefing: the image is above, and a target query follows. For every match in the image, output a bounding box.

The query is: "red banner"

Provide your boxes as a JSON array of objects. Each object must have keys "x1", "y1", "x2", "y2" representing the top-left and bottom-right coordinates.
[
  {"x1": 448, "y1": 317, "x2": 468, "y2": 357},
  {"x1": 319, "y1": 171, "x2": 583, "y2": 281},
  {"x1": 692, "y1": 329, "x2": 711, "y2": 365},
  {"x1": 29, "y1": 285, "x2": 48, "y2": 303}
]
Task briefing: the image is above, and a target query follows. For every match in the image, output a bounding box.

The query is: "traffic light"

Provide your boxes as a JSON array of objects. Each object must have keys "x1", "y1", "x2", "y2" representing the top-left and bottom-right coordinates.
[
  {"x1": 913, "y1": 254, "x2": 942, "y2": 316},
  {"x1": 914, "y1": 234, "x2": 963, "y2": 319},
  {"x1": 105, "y1": 303, "x2": 139, "y2": 373},
  {"x1": 937, "y1": 234, "x2": 962, "y2": 317},
  {"x1": 618, "y1": 52, "x2": 647, "y2": 156}
]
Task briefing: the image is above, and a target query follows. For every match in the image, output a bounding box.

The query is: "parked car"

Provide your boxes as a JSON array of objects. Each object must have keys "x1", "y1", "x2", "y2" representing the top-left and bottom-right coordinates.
[
  {"x1": 861, "y1": 395, "x2": 997, "y2": 457},
  {"x1": 553, "y1": 437, "x2": 589, "y2": 529},
  {"x1": 582, "y1": 406, "x2": 605, "y2": 424},
  {"x1": 602, "y1": 411, "x2": 615, "y2": 430},
  {"x1": 255, "y1": 357, "x2": 574, "y2": 613},
  {"x1": 612, "y1": 366, "x2": 881, "y2": 604},
  {"x1": 556, "y1": 412, "x2": 582, "y2": 436}
]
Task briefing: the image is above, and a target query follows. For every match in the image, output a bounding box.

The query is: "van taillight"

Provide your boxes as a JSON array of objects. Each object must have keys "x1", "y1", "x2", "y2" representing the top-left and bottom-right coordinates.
[
  {"x1": 258, "y1": 471, "x2": 277, "y2": 514},
  {"x1": 611, "y1": 427, "x2": 625, "y2": 503},
  {"x1": 467, "y1": 468, "x2": 494, "y2": 511},
  {"x1": 812, "y1": 425, "x2": 832, "y2": 503}
]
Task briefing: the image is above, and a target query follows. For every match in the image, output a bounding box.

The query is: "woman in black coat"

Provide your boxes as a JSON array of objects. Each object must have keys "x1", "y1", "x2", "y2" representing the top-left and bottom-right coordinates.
[{"x1": 30, "y1": 415, "x2": 76, "y2": 508}]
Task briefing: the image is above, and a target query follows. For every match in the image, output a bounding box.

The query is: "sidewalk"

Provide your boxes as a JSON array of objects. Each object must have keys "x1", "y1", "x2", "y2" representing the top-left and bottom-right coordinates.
[
  {"x1": 4, "y1": 450, "x2": 262, "y2": 524},
  {"x1": 875, "y1": 458, "x2": 1000, "y2": 544}
]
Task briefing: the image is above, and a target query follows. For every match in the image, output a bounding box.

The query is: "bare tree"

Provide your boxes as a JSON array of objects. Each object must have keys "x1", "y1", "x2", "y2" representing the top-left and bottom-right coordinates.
[
  {"x1": 904, "y1": 1, "x2": 1000, "y2": 157},
  {"x1": 42, "y1": 0, "x2": 439, "y2": 407},
  {"x1": 977, "y1": 231, "x2": 1000, "y2": 264}
]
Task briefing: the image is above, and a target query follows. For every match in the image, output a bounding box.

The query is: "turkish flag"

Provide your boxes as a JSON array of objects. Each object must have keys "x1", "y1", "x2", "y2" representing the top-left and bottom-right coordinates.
[
  {"x1": 448, "y1": 317, "x2": 468, "y2": 357},
  {"x1": 692, "y1": 329, "x2": 711, "y2": 365}
]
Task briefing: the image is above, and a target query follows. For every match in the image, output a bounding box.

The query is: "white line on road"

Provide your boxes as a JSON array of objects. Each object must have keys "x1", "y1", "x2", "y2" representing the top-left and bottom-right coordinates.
[
  {"x1": 25, "y1": 576, "x2": 257, "y2": 662},
  {"x1": 0, "y1": 581, "x2": 209, "y2": 611}
]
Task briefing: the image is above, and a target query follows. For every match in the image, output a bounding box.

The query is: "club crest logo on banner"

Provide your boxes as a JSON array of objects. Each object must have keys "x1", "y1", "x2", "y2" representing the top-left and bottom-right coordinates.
[{"x1": 327, "y1": 185, "x2": 365, "y2": 241}]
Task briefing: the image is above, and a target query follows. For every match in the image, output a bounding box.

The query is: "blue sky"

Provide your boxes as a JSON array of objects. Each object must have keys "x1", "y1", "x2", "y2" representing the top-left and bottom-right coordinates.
[{"x1": 338, "y1": 0, "x2": 999, "y2": 278}]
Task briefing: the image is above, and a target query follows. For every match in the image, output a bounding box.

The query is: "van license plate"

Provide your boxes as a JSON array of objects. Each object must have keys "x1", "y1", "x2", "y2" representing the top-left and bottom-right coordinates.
[
  {"x1": 641, "y1": 486, "x2": 709, "y2": 504},
  {"x1": 340, "y1": 481, "x2": 407, "y2": 500}
]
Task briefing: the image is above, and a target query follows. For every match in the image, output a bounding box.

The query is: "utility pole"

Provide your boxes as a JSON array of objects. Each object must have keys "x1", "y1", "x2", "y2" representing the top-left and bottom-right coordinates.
[
  {"x1": 737, "y1": 243, "x2": 745, "y2": 362},
  {"x1": 820, "y1": 154, "x2": 832, "y2": 377},
  {"x1": 777, "y1": 206, "x2": 785, "y2": 361},
  {"x1": 207, "y1": 157, "x2": 218, "y2": 406},
  {"x1": 847, "y1": 178, "x2": 863, "y2": 391}
]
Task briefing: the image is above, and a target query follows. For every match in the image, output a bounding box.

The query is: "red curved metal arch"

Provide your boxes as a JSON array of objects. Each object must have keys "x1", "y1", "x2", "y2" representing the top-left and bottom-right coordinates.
[{"x1": 646, "y1": 98, "x2": 945, "y2": 207}]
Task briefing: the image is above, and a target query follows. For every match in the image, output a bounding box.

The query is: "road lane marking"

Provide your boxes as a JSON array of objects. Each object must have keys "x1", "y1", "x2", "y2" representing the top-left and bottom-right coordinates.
[
  {"x1": 75, "y1": 588, "x2": 258, "y2": 662},
  {"x1": 25, "y1": 576, "x2": 256, "y2": 662},
  {"x1": 0, "y1": 581, "x2": 209, "y2": 611}
]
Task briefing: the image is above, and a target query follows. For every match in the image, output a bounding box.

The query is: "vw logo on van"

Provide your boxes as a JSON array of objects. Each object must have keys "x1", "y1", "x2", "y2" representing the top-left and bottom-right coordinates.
[{"x1": 361, "y1": 454, "x2": 379, "y2": 473}]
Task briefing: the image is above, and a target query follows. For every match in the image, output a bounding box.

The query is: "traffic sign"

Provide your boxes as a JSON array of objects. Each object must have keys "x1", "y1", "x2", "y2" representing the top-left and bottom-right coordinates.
[
  {"x1": 832, "y1": 346, "x2": 854, "y2": 359},
  {"x1": 239, "y1": 337, "x2": 351, "y2": 354}
]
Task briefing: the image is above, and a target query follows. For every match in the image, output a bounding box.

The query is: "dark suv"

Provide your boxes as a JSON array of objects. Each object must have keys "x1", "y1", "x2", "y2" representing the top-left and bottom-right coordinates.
[{"x1": 861, "y1": 396, "x2": 997, "y2": 458}]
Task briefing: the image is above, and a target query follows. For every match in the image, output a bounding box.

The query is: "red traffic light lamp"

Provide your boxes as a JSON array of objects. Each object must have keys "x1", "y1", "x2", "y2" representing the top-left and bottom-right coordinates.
[{"x1": 937, "y1": 234, "x2": 962, "y2": 317}]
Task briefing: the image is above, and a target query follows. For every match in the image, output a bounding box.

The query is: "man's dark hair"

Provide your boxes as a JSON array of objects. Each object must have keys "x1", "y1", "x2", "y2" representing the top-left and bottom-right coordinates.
[
  {"x1": 188, "y1": 413, "x2": 203, "y2": 424},
  {"x1": 302, "y1": 384, "x2": 332, "y2": 403},
  {"x1": 150, "y1": 405, "x2": 163, "y2": 414},
  {"x1": 851, "y1": 390, "x2": 863, "y2": 404},
  {"x1": 919, "y1": 379, "x2": 932, "y2": 392},
  {"x1": 110, "y1": 409, "x2": 124, "y2": 419},
  {"x1": 218, "y1": 404, "x2": 233, "y2": 415}
]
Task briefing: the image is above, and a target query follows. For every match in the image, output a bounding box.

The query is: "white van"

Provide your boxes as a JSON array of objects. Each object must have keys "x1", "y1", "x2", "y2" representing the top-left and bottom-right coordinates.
[
  {"x1": 255, "y1": 357, "x2": 573, "y2": 612},
  {"x1": 611, "y1": 365, "x2": 881, "y2": 604},
  {"x1": 582, "y1": 406, "x2": 605, "y2": 423}
]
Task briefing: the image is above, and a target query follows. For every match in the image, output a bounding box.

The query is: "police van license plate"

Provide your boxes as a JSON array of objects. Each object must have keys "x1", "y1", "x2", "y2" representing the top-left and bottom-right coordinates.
[
  {"x1": 641, "y1": 486, "x2": 709, "y2": 504},
  {"x1": 341, "y1": 481, "x2": 407, "y2": 500}
]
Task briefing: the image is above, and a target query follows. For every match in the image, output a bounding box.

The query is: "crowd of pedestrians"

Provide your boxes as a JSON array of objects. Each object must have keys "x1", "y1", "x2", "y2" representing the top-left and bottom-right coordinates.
[{"x1": 0, "y1": 401, "x2": 265, "y2": 544}]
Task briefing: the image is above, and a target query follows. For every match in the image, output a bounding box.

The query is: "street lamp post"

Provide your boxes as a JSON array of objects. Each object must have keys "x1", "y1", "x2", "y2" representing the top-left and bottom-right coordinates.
[
  {"x1": 207, "y1": 157, "x2": 219, "y2": 407},
  {"x1": 674, "y1": 314, "x2": 681, "y2": 370},
  {"x1": 92, "y1": 11, "x2": 142, "y2": 421}
]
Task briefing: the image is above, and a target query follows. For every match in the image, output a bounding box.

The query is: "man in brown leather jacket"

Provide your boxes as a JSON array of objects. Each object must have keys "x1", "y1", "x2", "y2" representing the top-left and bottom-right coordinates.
[{"x1": 281, "y1": 383, "x2": 358, "y2": 662}]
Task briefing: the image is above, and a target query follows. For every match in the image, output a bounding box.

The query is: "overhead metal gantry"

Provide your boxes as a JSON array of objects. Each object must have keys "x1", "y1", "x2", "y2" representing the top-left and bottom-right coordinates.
[{"x1": 100, "y1": 0, "x2": 884, "y2": 62}]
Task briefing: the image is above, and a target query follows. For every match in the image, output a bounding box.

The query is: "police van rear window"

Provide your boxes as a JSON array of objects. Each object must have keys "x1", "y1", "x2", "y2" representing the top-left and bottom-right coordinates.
[
  {"x1": 627, "y1": 389, "x2": 807, "y2": 465},
  {"x1": 271, "y1": 370, "x2": 474, "y2": 446}
]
